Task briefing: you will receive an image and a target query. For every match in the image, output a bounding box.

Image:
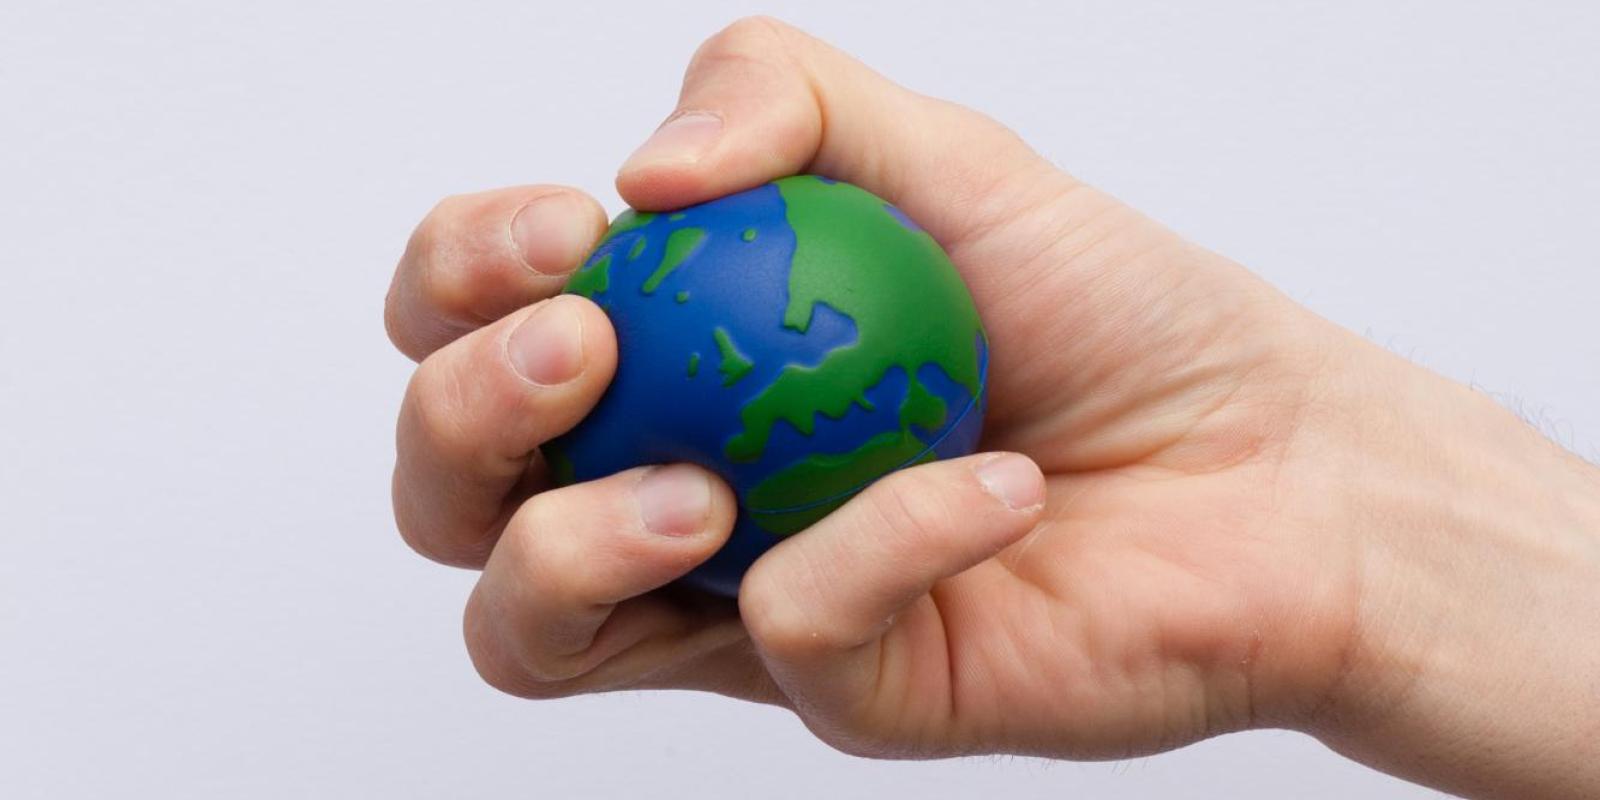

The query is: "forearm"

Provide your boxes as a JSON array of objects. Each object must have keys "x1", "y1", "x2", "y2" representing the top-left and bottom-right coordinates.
[{"x1": 1310, "y1": 334, "x2": 1600, "y2": 799}]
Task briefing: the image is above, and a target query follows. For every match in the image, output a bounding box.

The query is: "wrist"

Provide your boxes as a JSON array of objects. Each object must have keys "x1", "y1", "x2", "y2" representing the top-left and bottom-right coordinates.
[{"x1": 1305, "y1": 334, "x2": 1600, "y2": 798}]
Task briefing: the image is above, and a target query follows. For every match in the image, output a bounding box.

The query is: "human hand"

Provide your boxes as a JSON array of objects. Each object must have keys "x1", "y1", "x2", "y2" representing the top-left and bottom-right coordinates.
[{"x1": 384, "y1": 17, "x2": 1600, "y2": 798}]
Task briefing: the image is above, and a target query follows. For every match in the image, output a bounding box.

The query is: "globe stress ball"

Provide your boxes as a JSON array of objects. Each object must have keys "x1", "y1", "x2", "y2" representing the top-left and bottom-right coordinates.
[{"x1": 543, "y1": 176, "x2": 988, "y2": 596}]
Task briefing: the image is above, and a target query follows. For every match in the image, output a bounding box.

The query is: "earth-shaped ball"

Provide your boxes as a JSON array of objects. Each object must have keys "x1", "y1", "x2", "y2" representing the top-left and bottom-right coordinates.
[{"x1": 542, "y1": 175, "x2": 988, "y2": 596}]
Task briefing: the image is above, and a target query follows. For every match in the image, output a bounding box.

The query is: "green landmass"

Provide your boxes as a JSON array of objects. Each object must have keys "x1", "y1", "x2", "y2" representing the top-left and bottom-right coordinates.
[
  {"x1": 747, "y1": 428, "x2": 935, "y2": 513},
  {"x1": 568, "y1": 211, "x2": 657, "y2": 298},
  {"x1": 745, "y1": 369, "x2": 952, "y2": 533},
  {"x1": 642, "y1": 227, "x2": 705, "y2": 294},
  {"x1": 725, "y1": 176, "x2": 983, "y2": 464},
  {"x1": 713, "y1": 327, "x2": 753, "y2": 386},
  {"x1": 748, "y1": 495, "x2": 848, "y2": 536},
  {"x1": 566, "y1": 252, "x2": 612, "y2": 298},
  {"x1": 599, "y1": 210, "x2": 654, "y2": 245}
]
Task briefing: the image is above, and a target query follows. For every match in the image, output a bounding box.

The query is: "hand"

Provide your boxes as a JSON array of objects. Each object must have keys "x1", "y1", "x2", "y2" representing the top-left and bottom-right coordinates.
[{"x1": 384, "y1": 17, "x2": 1600, "y2": 797}]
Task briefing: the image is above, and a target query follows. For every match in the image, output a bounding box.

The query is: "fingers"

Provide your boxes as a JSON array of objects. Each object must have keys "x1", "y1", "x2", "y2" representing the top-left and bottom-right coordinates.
[
  {"x1": 385, "y1": 185, "x2": 608, "y2": 361},
  {"x1": 393, "y1": 294, "x2": 616, "y2": 567},
  {"x1": 615, "y1": 16, "x2": 1060, "y2": 245},
  {"x1": 463, "y1": 464, "x2": 763, "y2": 698},
  {"x1": 739, "y1": 453, "x2": 1046, "y2": 747}
]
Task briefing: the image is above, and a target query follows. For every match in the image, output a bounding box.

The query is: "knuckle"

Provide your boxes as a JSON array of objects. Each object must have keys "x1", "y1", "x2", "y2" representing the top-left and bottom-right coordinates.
[
  {"x1": 418, "y1": 261, "x2": 473, "y2": 326},
  {"x1": 393, "y1": 510, "x2": 485, "y2": 568},
  {"x1": 739, "y1": 574, "x2": 846, "y2": 660},
  {"x1": 715, "y1": 15, "x2": 794, "y2": 49},
  {"x1": 391, "y1": 462, "x2": 496, "y2": 568},
  {"x1": 389, "y1": 198, "x2": 488, "y2": 359},
  {"x1": 505, "y1": 495, "x2": 614, "y2": 608},
  {"x1": 419, "y1": 194, "x2": 472, "y2": 248},
  {"x1": 404, "y1": 357, "x2": 478, "y2": 466},
  {"x1": 463, "y1": 571, "x2": 599, "y2": 698},
  {"x1": 513, "y1": 645, "x2": 590, "y2": 685},
  {"x1": 387, "y1": 254, "x2": 475, "y2": 363},
  {"x1": 865, "y1": 470, "x2": 956, "y2": 543},
  {"x1": 814, "y1": 723, "x2": 893, "y2": 759},
  {"x1": 503, "y1": 493, "x2": 571, "y2": 563},
  {"x1": 407, "y1": 197, "x2": 454, "y2": 276},
  {"x1": 813, "y1": 719, "x2": 944, "y2": 760},
  {"x1": 464, "y1": 603, "x2": 576, "y2": 699},
  {"x1": 382, "y1": 284, "x2": 420, "y2": 359},
  {"x1": 411, "y1": 196, "x2": 488, "y2": 320},
  {"x1": 690, "y1": 16, "x2": 797, "y2": 76},
  {"x1": 463, "y1": 608, "x2": 523, "y2": 695}
]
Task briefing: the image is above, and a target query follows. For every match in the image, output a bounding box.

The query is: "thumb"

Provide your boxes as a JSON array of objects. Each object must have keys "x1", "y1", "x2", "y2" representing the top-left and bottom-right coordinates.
[
  {"x1": 614, "y1": 16, "x2": 1058, "y2": 247},
  {"x1": 737, "y1": 453, "x2": 1046, "y2": 755}
]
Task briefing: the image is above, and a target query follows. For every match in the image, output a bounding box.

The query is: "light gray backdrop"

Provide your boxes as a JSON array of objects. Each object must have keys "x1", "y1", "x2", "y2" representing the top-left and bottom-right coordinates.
[{"x1": 3, "y1": 1, "x2": 1596, "y2": 798}]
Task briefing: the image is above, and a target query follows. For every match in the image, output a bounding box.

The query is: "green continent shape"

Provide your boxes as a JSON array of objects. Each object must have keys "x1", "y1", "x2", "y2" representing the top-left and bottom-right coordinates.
[
  {"x1": 749, "y1": 496, "x2": 848, "y2": 537},
  {"x1": 642, "y1": 227, "x2": 705, "y2": 294},
  {"x1": 687, "y1": 352, "x2": 700, "y2": 377},
  {"x1": 900, "y1": 377, "x2": 948, "y2": 432},
  {"x1": 749, "y1": 440, "x2": 939, "y2": 534},
  {"x1": 725, "y1": 176, "x2": 982, "y2": 464},
  {"x1": 713, "y1": 327, "x2": 753, "y2": 386},
  {"x1": 567, "y1": 211, "x2": 656, "y2": 298},
  {"x1": 599, "y1": 210, "x2": 654, "y2": 245},
  {"x1": 747, "y1": 429, "x2": 930, "y2": 513},
  {"x1": 746, "y1": 366, "x2": 948, "y2": 534},
  {"x1": 566, "y1": 252, "x2": 612, "y2": 298}
]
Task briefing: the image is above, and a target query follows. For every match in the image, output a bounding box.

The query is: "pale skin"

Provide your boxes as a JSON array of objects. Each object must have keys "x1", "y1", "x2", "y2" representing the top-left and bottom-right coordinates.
[{"x1": 383, "y1": 17, "x2": 1600, "y2": 799}]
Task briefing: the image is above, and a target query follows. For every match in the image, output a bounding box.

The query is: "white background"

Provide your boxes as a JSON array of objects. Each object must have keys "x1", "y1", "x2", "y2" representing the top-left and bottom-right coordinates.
[{"x1": 3, "y1": 2, "x2": 1596, "y2": 798}]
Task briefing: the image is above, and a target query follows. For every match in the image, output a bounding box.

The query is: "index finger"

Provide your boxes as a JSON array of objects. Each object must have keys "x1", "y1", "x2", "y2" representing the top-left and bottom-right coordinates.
[
  {"x1": 394, "y1": 294, "x2": 618, "y2": 567},
  {"x1": 385, "y1": 185, "x2": 608, "y2": 361}
]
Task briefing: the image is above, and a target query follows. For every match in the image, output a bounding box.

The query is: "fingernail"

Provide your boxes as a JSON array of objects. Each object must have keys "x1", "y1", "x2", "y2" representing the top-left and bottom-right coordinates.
[
  {"x1": 506, "y1": 300, "x2": 584, "y2": 386},
  {"x1": 636, "y1": 464, "x2": 711, "y2": 536},
  {"x1": 620, "y1": 111, "x2": 723, "y2": 173},
  {"x1": 509, "y1": 193, "x2": 590, "y2": 277},
  {"x1": 975, "y1": 454, "x2": 1045, "y2": 511}
]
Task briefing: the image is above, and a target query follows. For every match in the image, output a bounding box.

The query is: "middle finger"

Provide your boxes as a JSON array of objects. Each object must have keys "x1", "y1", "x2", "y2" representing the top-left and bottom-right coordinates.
[{"x1": 393, "y1": 294, "x2": 617, "y2": 567}]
